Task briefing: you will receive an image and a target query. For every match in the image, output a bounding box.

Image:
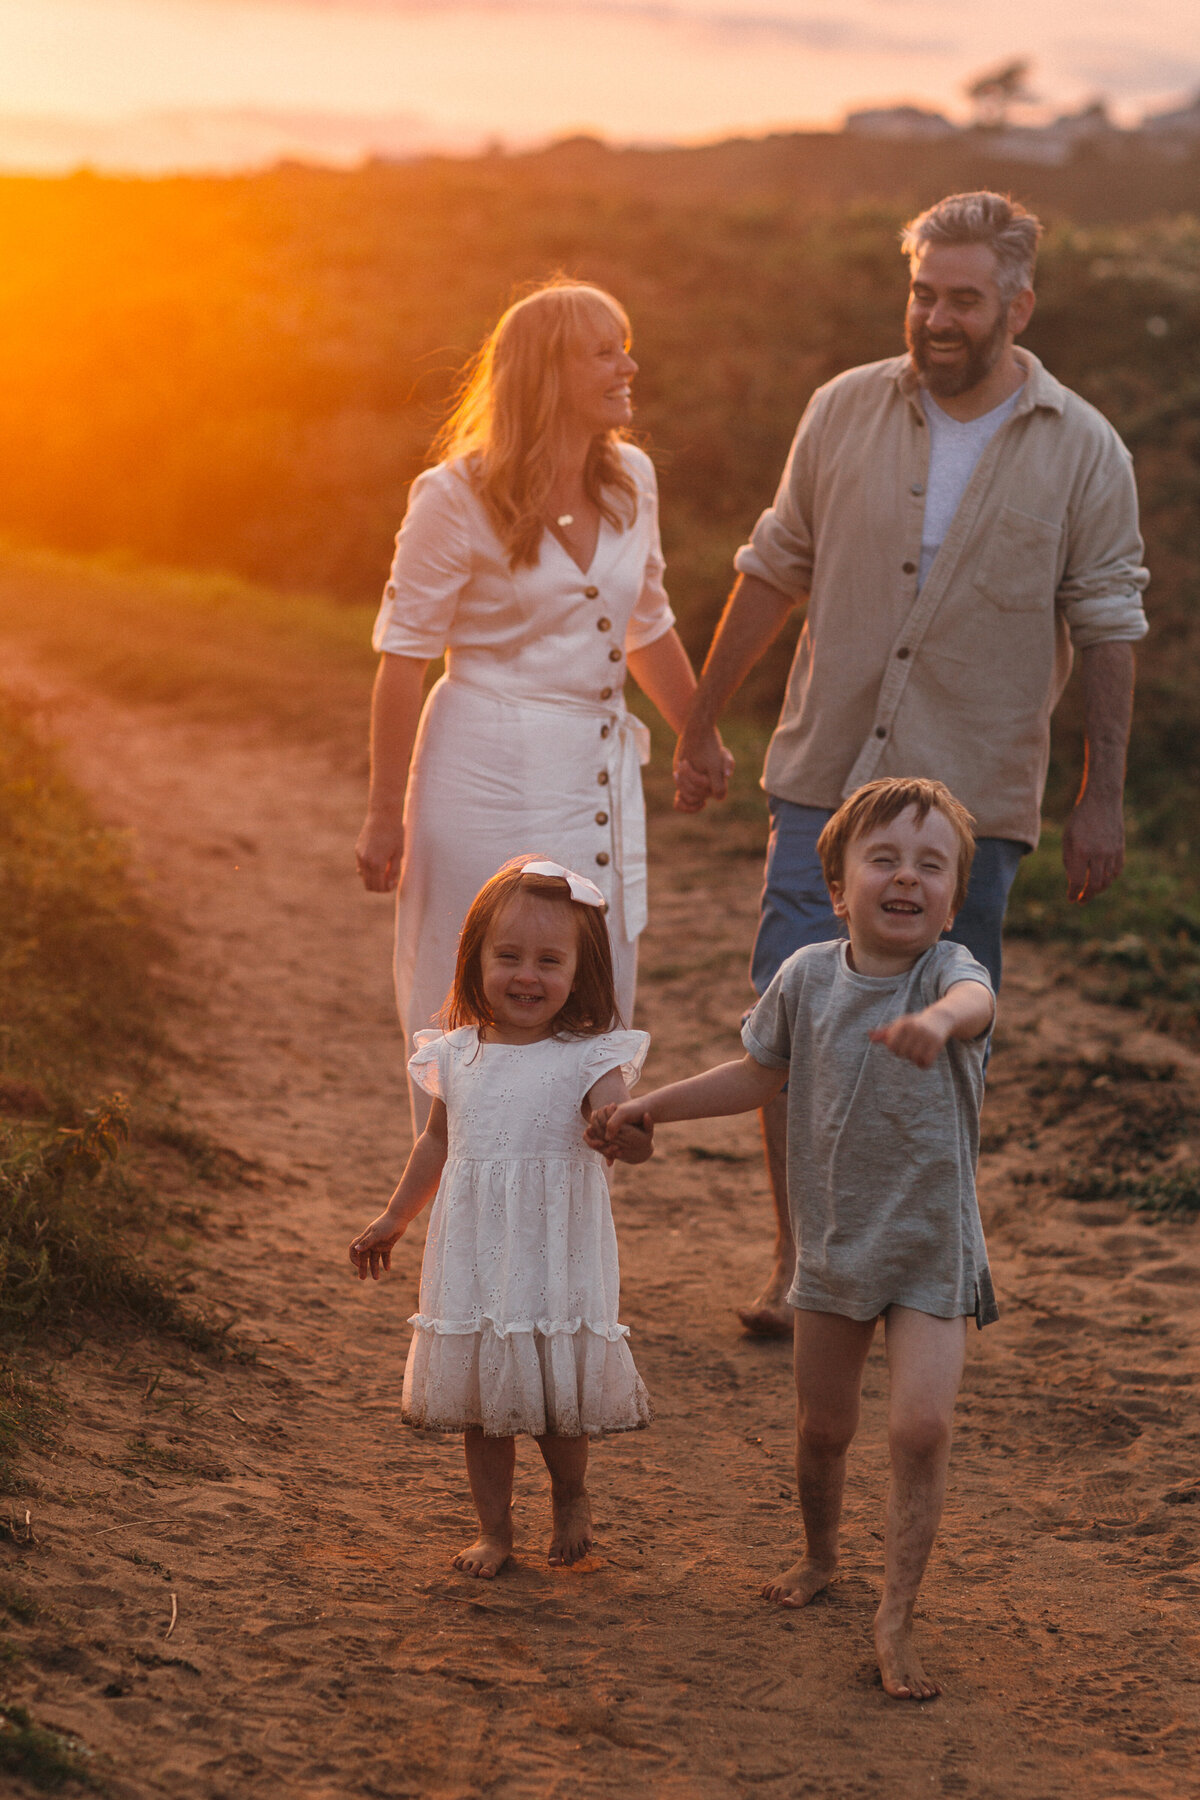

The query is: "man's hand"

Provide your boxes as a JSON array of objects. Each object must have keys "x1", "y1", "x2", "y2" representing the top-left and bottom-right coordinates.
[
  {"x1": 1062, "y1": 792, "x2": 1125, "y2": 902},
  {"x1": 356, "y1": 815, "x2": 405, "y2": 892}
]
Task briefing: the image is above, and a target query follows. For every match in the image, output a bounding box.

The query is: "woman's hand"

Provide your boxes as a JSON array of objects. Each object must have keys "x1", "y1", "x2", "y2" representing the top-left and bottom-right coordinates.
[
  {"x1": 356, "y1": 815, "x2": 405, "y2": 892},
  {"x1": 349, "y1": 1211, "x2": 405, "y2": 1280}
]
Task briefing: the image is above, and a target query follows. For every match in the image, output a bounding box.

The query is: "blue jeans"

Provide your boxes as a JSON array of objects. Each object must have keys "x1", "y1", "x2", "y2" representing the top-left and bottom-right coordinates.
[{"x1": 750, "y1": 797, "x2": 1026, "y2": 998}]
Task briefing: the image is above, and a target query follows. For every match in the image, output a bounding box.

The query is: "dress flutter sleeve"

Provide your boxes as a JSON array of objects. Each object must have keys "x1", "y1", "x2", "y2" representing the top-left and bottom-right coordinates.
[
  {"x1": 408, "y1": 1029, "x2": 449, "y2": 1100},
  {"x1": 577, "y1": 1029, "x2": 651, "y2": 1098},
  {"x1": 372, "y1": 464, "x2": 473, "y2": 658}
]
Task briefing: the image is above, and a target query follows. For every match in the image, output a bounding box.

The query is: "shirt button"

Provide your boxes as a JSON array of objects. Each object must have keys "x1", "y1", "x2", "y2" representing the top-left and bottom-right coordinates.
[
  {"x1": 595, "y1": 852, "x2": 610, "y2": 867},
  {"x1": 902, "y1": 561, "x2": 917, "y2": 575},
  {"x1": 600, "y1": 686, "x2": 613, "y2": 699},
  {"x1": 608, "y1": 647, "x2": 622, "y2": 663},
  {"x1": 896, "y1": 647, "x2": 910, "y2": 660},
  {"x1": 600, "y1": 724, "x2": 610, "y2": 738},
  {"x1": 598, "y1": 771, "x2": 609, "y2": 786},
  {"x1": 875, "y1": 726, "x2": 887, "y2": 739},
  {"x1": 910, "y1": 483, "x2": 925, "y2": 496},
  {"x1": 595, "y1": 810, "x2": 608, "y2": 825},
  {"x1": 584, "y1": 585, "x2": 599, "y2": 599},
  {"x1": 597, "y1": 617, "x2": 611, "y2": 632},
  {"x1": 385, "y1": 584, "x2": 396, "y2": 599}
]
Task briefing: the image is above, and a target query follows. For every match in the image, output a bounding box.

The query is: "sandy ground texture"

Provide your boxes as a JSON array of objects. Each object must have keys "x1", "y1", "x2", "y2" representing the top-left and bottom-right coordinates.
[{"x1": 2, "y1": 659, "x2": 1199, "y2": 1800}]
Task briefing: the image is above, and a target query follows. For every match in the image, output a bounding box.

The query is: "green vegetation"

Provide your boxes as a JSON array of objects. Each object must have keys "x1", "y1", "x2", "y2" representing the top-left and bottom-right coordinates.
[
  {"x1": 0, "y1": 1704, "x2": 98, "y2": 1792},
  {"x1": 0, "y1": 152, "x2": 1194, "y2": 859},
  {"x1": 0, "y1": 696, "x2": 230, "y2": 1488}
]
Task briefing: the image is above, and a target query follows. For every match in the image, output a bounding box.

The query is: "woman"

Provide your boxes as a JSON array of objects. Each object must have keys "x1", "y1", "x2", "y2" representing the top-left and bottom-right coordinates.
[{"x1": 356, "y1": 279, "x2": 720, "y2": 1125}]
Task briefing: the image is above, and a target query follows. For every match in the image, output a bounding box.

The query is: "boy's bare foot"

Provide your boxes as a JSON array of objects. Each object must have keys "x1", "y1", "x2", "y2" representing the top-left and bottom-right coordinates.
[
  {"x1": 452, "y1": 1530, "x2": 512, "y2": 1579},
  {"x1": 548, "y1": 1489, "x2": 593, "y2": 1565},
  {"x1": 761, "y1": 1555, "x2": 838, "y2": 1607},
  {"x1": 874, "y1": 1603, "x2": 941, "y2": 1701},
  {"x1": 736, "y1": 1288, "x2": 793, "y2": 1339}
]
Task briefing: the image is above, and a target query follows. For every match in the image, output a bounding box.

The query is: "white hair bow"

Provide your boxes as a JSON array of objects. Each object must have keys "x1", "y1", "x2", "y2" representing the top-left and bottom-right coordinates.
[{"x1": 519, "y1": 858, "x2": 606, "y2": 908}]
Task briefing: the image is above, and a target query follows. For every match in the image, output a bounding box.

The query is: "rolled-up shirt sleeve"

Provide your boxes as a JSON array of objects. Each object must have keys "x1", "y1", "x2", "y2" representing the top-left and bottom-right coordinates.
[
  {"x1": 371, "y1": 466, "x2": 472, "y2": 657},
  {"x1": 625, "y1": 465, "x2": 677, "y2": 653},
  {"x1": 732, "y1": 386, "x2": 826, "y2": 599},
  {"x1": 1058, "y1": 436, "x2": 1149, "y2": 649}
]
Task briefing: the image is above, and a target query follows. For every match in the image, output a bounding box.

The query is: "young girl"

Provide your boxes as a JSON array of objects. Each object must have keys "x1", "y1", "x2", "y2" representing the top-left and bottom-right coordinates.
[{"x1": 350, "y1": 856, "x2": 653, "y2": 1581}]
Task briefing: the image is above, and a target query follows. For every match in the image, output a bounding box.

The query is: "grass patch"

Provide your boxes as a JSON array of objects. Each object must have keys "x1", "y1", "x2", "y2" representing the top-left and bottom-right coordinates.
[
  {"x1": 0, "y1": 544, "x2": 376, "y2": 751},
  {"x1": 0, "y1": 693, "x2": 163, "y2": 1087},
  {"x1": 0, "y1": 698, "x2": 240, "y2": 1489},
  {"x1": 1007, "y1": 829, "x2": 1200, "y2": 1044},
  {"x1": 1062, "y1": 1164, "x2": 1200, "y2": 1220},
  {"x1": 0, "y1": 1705, "x2": 98, "y2": 1792}
]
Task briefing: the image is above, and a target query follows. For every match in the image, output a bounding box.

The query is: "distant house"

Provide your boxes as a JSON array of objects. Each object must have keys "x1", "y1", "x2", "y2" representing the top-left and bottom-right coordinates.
[{"x1": 843, "y1": 106, "x2": 958, "y2": 141}]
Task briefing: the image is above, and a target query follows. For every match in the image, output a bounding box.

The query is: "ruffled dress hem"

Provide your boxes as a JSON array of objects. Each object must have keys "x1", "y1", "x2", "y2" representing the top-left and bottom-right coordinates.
[{"x1": 401, "y1": 1317, "x2": 653, "y2": 1439}]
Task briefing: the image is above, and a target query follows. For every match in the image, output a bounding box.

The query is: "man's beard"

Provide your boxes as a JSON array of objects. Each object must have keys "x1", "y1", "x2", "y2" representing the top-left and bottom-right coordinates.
[{"x1": 907, "y1": 307, "x2": 1009, "y2": 399}]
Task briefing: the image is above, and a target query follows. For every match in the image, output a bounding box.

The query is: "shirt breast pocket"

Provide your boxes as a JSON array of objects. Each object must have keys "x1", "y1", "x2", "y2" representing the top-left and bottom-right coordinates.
[{"x1": 972, "y1": 505, "x2": 1063, "y2": 614}]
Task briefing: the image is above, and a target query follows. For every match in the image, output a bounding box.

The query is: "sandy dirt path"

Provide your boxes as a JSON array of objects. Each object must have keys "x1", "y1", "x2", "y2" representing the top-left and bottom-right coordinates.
[{"x1": 3, "y1": 661, "x2": 1199, "y2": 1800}]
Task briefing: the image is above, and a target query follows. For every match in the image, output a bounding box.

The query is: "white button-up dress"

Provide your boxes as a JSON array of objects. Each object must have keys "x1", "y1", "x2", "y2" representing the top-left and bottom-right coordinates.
[{"x1": 372, "y1": 443, "x2": 675, "y2": 1126}]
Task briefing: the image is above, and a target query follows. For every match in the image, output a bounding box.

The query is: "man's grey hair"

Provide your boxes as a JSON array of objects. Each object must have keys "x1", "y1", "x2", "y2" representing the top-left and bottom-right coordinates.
[{"x1": 901, "y1": 192, "x2": 1043, "y2": 303}]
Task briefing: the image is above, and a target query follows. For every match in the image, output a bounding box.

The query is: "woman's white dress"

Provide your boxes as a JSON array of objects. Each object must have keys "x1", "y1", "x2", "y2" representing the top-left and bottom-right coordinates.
[
  {"x1": 371, "y1": 443, "x2": 675, "y2": 1127},
  {"x1": 402, "y1": 1026, "x2": 653, "y2": 1439}
]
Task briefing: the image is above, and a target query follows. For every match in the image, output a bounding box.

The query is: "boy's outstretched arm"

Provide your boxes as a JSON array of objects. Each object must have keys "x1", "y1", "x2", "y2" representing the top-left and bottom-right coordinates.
[
  {"x1": 602, "y1": 1053, "x2": 787, "y2": 1139},
  {"x1": 349, "y1": 1099, "x2": 449, "y2": 1280},
  {"x1": 869, "y1": 979, "x2": 995, "y2": 1071}
]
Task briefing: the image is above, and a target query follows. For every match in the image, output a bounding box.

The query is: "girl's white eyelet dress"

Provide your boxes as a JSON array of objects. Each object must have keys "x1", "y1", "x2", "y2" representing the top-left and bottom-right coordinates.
[{"x1": 401, "y1": 1026, "x2": 654, "y2": 1439}]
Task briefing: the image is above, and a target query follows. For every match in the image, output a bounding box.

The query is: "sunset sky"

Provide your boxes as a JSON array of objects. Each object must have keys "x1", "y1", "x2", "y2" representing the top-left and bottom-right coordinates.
[{"x1": 3, "y1": 0, "x2": 1198, "y2": 172}]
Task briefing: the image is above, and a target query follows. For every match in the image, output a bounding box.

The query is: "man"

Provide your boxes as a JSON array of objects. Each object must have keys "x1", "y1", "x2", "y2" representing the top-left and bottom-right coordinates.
[{"x1": 674, "y1": 191, "x2": 1148, "y2": 1338}]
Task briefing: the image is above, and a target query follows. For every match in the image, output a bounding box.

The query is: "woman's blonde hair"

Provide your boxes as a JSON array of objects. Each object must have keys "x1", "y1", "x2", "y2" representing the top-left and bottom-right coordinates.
[{"x1": 432, "y1": 279, "x2": 638, "y2": 569}]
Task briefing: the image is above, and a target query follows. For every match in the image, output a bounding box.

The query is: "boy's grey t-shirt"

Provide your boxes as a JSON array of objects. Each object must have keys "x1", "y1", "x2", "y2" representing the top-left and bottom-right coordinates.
[{"x1": 742, "y1": 938, "x2": 998, "y2": 1327}]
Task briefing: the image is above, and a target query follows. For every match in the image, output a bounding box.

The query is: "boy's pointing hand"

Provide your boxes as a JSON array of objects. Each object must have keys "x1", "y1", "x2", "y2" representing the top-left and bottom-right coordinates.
[{"x1": 869, "y1": 1011, "x2": 948, "y2": 1070}]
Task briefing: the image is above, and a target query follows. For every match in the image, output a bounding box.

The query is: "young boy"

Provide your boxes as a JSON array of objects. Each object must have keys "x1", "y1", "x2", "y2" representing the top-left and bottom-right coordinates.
[{"x1": 590, "y1": 776, "x2": 997, "y2": 1701}]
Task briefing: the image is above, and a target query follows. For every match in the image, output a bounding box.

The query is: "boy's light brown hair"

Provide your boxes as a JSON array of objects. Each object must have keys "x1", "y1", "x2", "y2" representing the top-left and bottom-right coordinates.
[
  {"x1": 817, "y1": 778, "x2": 977, "y2": 914},
  {"x1": 442, "y1": 855, "x2": 619, "y2": 1036}
]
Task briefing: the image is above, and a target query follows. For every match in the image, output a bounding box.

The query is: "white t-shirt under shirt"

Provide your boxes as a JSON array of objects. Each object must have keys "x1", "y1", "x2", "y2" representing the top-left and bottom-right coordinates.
[{"x1": 918, "y1": 383, "x2": 1025, "y2": 588}]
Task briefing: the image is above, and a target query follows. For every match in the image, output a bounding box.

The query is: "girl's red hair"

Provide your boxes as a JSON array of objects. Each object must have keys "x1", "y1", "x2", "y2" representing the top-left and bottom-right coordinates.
[{"x1": 442, "y1": 857, "x2": 620, "y2": 1036}]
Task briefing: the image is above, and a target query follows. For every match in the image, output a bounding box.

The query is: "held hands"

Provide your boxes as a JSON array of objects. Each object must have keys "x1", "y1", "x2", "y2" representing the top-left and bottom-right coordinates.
[
  {"x1": 869, "y1": 1008, "x2": 951, "y2": 1071},
  {"x1": 672, "y1": 726, "x2": 735, "y2": 815},
  {"x1": 584, "y1": 1101, "x2": 655, "y2": 1165},
  {"x1": 349, "y1": 1210, "x2": 405, "y2": 1281}
]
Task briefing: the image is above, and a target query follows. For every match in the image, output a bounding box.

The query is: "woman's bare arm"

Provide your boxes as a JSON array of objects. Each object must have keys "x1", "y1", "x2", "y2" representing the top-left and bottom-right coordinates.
[{"x1": 355, "y1": 652, "x2": 429, "y2": 892}]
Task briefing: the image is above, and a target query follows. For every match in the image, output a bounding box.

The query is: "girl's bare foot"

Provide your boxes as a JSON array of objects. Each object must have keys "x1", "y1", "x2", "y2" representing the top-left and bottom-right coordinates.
[
  {"x1": 548, "y1": 1489, "x2": 593, "y2": 1565},
  {"x1": 874, "y1": 1602, "x2": 941, "y2": 1701},
  {"x1": 452, "y1": 1530, "x2": 512, "y2": 1579},
  {"x1": 761, "y1": 1555, "x2": 838, "y2": 1607}
]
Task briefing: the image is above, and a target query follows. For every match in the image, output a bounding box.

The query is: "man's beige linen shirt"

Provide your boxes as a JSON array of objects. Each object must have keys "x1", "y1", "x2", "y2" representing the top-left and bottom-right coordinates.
[{"x1": 734, "y1": 350, "x2": 1149, "y2": 845}]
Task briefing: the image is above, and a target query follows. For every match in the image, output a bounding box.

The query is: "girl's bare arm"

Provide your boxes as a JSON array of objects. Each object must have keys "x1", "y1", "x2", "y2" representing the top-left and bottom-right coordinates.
[{"x1": 349, "y1": 1099, "x2": 449, "y2": 1280}]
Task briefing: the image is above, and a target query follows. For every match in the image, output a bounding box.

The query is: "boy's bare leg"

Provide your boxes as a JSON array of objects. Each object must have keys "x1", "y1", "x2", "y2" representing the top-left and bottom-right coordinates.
[
  {"x1": 875, "y1": 1306, "x2": 968, "y2": 1700},
  {"x1": 763, "y1": 1309, "x2": 875, "y2": 1606},
  {"x1": 456, "y1": 1429, "x2": 515, "y2": 1578},
  {"x1": 737, "y1": 1093, "x2": 796, "y2": 1338},
  {"x1": 538, "y1": 1432, "x2": 592, "y2": 1566}
]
